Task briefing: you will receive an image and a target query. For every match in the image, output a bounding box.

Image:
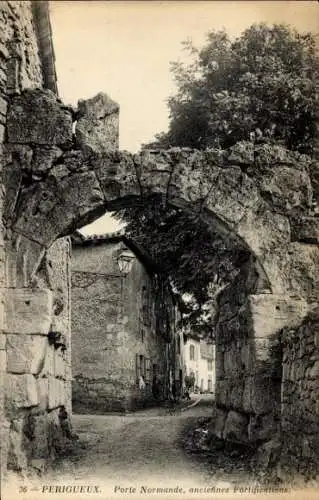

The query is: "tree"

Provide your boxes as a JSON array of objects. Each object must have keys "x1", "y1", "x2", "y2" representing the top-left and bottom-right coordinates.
[
  {"x1": 118, "y1": 24, "x2": 318, "y2": 336},
  {"x1": 116, "y1": 200, "x2": 246, "y2": 336},
  {"x1": 144, "y1": 24, "x2": 318, "y2": 154}
]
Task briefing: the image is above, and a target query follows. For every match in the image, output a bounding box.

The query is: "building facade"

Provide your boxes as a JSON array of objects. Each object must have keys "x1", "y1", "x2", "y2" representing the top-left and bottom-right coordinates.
[
  {"x1": 71, "y1": 232, "x2": 181, "y2": 412},
  {"x1": 183, "y1": 334, "x2": 215, "y2": 394}
]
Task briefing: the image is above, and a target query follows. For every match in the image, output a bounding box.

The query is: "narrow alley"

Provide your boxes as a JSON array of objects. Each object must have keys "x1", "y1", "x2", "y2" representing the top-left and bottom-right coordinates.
[
  {"x1": 8, "y1": 397, "x2": 256, "y2": 500},
  {"x1": 5, "y1": 399, "x2": 313, "y2": 500},
  {"x1": 33, "y1": 397, "x2": 274, "y2": 500}
]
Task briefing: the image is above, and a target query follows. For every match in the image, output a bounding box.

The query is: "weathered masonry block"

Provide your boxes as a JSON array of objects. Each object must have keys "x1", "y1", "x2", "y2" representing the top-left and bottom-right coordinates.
[
  {"x1": 6, "y1": 335, "x2": 47, "y2": 374},
  {"x1": 4, "y1": 289, "x2": 53, "y2": 334},
  {"x1": 5, "y1": 373, "x2": 39, "y2": 413},
  {"x1": 290, "y1": 216, "x2": 319, "y2": 244},
  {"x1": 249, "y1": 294, "x2": 308, "y2": 360},
  {"x1": 76, "y1": 92, "x2": 120, "y2": 155},
  {"x1": 6, "y1": 89, "x2": 73, "y2": 147}
]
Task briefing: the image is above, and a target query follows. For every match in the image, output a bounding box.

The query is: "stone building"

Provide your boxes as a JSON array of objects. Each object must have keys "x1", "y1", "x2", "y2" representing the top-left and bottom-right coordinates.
[
  {"x1": 71, "y1": 231, "x2": 182, "y2": 412},
  {"x1": 183, "y1": 334, "x2": 215, "y2": 394}
]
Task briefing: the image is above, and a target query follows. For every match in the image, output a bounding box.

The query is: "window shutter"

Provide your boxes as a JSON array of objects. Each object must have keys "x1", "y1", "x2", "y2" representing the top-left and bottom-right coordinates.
[{"x1": 143, "y1": 356, "x2": 146, "y2": 379}]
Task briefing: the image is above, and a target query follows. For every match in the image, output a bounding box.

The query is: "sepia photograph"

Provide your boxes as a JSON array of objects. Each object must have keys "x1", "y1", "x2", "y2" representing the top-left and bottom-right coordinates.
[{"x1": 0, "y1": 1, "x2": 318, "y2": 499}]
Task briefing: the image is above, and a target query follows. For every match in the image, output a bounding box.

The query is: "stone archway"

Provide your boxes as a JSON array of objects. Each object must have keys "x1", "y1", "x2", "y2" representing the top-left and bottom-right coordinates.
[
  {"x1": 2, "y1": 89, "x2": 318, "y2": 474},
  {"x1": 6, "y1": 90, "x2": 315, "y2": 291}
]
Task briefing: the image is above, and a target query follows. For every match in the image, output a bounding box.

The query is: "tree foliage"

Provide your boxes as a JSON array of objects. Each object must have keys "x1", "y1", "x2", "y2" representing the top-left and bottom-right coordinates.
[
  {"x1": 144, "y1": 24, "x2": 318, "y2": 153},
  {"x1": 118, "y1": 24, "x2": 318, "y2": 335},
  {"x1": 116, "y1": 200, "x2": 246, "y2": 336}
]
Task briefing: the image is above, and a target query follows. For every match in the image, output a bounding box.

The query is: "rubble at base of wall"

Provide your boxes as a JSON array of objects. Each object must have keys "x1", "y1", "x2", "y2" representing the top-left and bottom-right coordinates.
[
  {"x1": 251, "y1": 435, "x2": 318, "y2": 486},
  {"x1": 206, "y1": 416, "x2": 318, "y2": 485}
]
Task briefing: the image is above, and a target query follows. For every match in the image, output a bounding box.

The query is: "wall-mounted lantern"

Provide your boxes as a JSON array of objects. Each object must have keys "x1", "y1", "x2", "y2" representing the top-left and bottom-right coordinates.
[
  {"x1": 117, "y1": 249, "x2": 136, "y2": 275},
  {"x1": 48, "y1": 331, "x2": 59, "y2": 347}
]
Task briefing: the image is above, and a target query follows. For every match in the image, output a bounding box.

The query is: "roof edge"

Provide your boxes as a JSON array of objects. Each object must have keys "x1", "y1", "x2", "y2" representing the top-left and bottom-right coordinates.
[{"x1": 71, "y1": 230, "x2": 161, "y2": 275}]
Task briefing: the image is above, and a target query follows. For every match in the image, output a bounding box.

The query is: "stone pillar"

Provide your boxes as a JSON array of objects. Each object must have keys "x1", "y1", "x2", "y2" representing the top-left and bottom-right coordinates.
[
  {"x1": 246, "y1": 294, "x2": 308, "y2": 442},
  {"x1": 3, "y1": 288, "x2": 53, "y2": 471},
  {"x1": 214, "y1": 292, "x2": 308, "y2": 444}
]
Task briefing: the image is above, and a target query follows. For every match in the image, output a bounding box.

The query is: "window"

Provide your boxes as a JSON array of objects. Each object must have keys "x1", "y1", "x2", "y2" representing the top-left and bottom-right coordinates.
[
  {"x1": 136, "y1": 355, "x2": 151, "y2": 385},
  {"x1": 190, "y1": 345, "x2": 195, "y2": 360},
  {"x1": 207, "y1": 360, "x2": 213, "y2": 371},
  {"x1": 136, "y1": 354, "x2": 144, "y2": 383}
]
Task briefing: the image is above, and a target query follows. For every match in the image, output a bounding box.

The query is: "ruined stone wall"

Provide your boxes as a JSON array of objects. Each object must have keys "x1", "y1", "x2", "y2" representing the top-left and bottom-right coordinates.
[
  {"x1": 71, "y1": 242, "x2": 168, "y2": 412},
  {"x1": 0, "y1": 0, "x2": 42, "y2": 480},
  {"x1": 213, "y1": 255, "x2": 309, "y2": 446},
  {"x1": 280, "y1": 308, "x2": 319, "y2": 476},
  {"x1": 0, "y1": 1, "x2": 73, "y2": 480},
  {"x1": 3, "y1": 237, "x2": 72, "y2": 474},
  {"x1": 0, "y1": 1, "x2": 43, "y2": 108}
]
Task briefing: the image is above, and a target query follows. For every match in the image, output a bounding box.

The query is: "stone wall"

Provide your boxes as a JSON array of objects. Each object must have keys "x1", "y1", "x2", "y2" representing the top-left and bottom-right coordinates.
[
  {"x1": 46, "y1": 238, "x2": 72, "y2": 417},
  {"x1": 280, "y1": 308, "x2": 319, "y2": 476},
  {"x1": 213, "y1": 254, "x2": 309, "y2": 446},
  {"x1": 0, "y1": 0, "x2": 41, "y2": 481},
  {"x1": 71, "y1": 240, "x2": 170, "y2": 412},
  {"x1": 0, "y1": 1, "x2": 43, "y2": 104},
  {"x1": 0, "y1": 1, "x2": 73, "y2": 481},
  {"x1": 4, "y1": 238, "x2": 72, "y2": 473}
]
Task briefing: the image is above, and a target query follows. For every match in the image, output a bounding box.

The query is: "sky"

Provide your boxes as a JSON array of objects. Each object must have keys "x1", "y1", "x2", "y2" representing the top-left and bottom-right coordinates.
[{"x1": 49, "y1": 0, "x2": 318, "y2": 233}]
